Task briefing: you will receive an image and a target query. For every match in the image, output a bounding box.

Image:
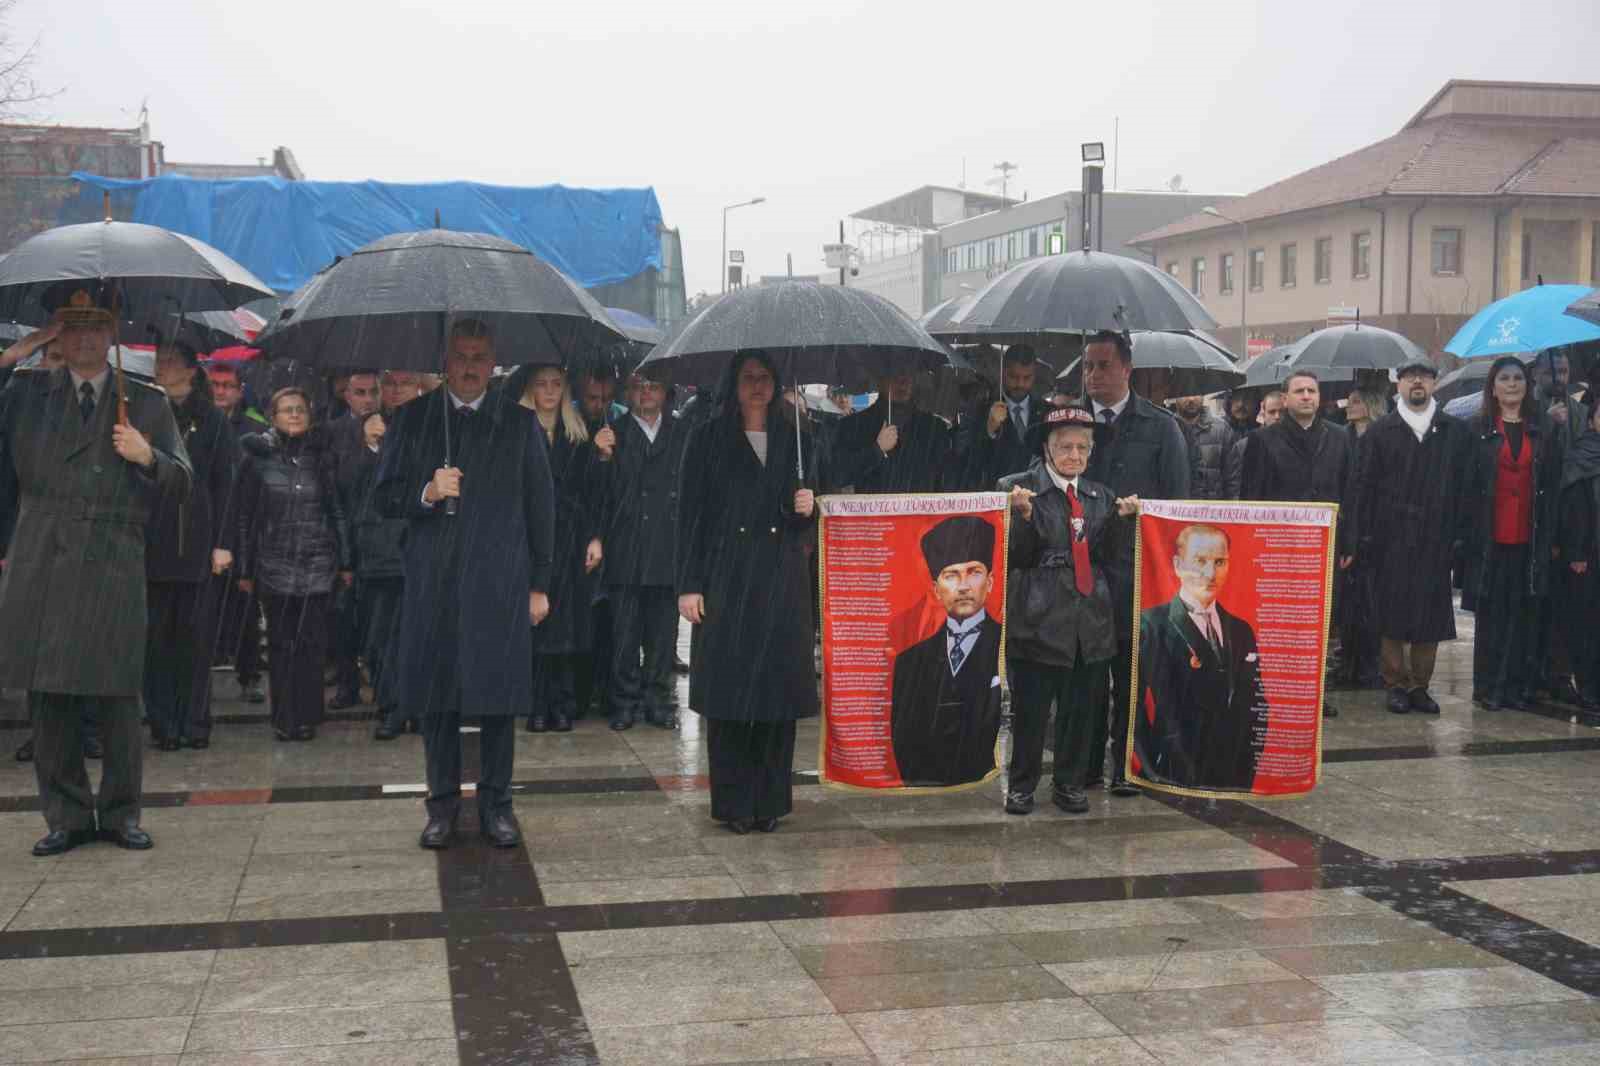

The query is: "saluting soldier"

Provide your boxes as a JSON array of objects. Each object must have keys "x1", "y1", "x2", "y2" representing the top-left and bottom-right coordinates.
[{"x1": 0, "y1": 284, "x2": 192, "y2": 857}]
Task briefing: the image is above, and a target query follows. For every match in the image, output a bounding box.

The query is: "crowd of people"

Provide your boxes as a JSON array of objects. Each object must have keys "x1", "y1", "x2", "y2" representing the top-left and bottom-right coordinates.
[{"x1": 3, "y1": 285, "x2": 1595, "y2": 852}]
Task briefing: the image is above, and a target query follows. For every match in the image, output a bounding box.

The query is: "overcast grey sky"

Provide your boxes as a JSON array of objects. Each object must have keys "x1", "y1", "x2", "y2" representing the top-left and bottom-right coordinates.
[{"x1": 15, "y1": 0, "x2": 1600, "y2": 298}]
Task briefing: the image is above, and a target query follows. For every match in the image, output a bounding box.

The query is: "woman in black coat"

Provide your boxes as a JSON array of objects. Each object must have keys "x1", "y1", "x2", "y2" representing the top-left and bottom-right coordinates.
[
  {"x1": 999, "y1": 404, "x2": 1134, "y2": 816},
  {"x1": 510, "y1": 365, "x2": 607, "y2": 733},
  {"x1": 677, "y1": 351, "x2": 818, "y2": 834},
  {"x1": 235, "y1": 387, "x2": 352, "y2": 741},
  {"x1": 1461, "y1": 356, "x2": 1561, "y2": 711},
  {"x1": 145, "y1": 344, "x2": 237, "y2": 750}
]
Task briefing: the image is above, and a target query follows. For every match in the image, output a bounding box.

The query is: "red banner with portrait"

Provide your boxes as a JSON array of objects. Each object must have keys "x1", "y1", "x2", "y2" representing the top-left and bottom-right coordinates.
[
  {"x1": 1126, "y1": 499, "x2": 1336, "y2": 799},
  {"x1": 818, "y1": 493, "x2": 1009, "y2": 791}
]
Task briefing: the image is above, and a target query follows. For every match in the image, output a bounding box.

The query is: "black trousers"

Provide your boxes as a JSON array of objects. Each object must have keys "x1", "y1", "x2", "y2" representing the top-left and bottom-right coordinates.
[
  {"x1": 610, "y1": 585, "x2": 678, "y2": 719},
  {"x1": 1472, "y1": 544, "x2": 1536, "y2": 702},
  {"x1": 332, "y1": 583, "x2": 362, "y2": 701},
  {"x1": 574, "y1": 597, "x2": 613, "y2": 718},
  {"x1": 1089, "y1": 637, "x2": 1133, "y2": 784},
  {"x1": 1008, "y1": 657, "x2": 1109, "y2": 797},
  {"x1": 422, "y1": 713, "x2": 515, "y2": 826},
  {"x1": 532, "y1": 653, "x2": 577, "y2": 720},
  {"x1": 359, "y1": 577, "x2": 405, "y2": 714},
  {"x1": 262, "y1": 591, "x2": 330, "y2": 733},
  {"x1": 706, "y1": 718, "x2": 796, "y2": 823},
  {"x1": 31, "y1": 692, "x2": 142, "y2": 832},
  {"x1": 1568, "y1": 567, "x2": 1600, "y2": 700},
  {"x1": 212, "y1": 574, "x2": 262, "y2": 685},
  {"x1": 144, "y1": 581, "x2": 201, "y2": 743}
]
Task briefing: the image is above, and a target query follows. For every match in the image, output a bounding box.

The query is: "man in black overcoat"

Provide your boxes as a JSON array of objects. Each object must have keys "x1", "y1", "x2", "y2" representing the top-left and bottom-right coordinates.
[
  {"x1": 958, "y1": 344, "x2": 1047, "y2": 488},
  {"x1": 1133, "y1": 524, "x2": 1267, "y2": 791},
  {"x1": 1081, "y1": 331, "x2": 1192, "y2": 794},
  {"x1": 1352, "y1": 358, "x2": 1472, "y2": 715},
  {"x1": 830, "y1": 373, "x2": 952, "y2": 493},
  {"x1": 0, "y1": 284, "x2": 192, "y2": 856},
  {"x1": 375, "y1": 321, "x2": 554, "y2": 850},
  {"x1": 1239, "y1": 368, "x2": 1354, "y2": 717},
  {"x1": 325, "y1": 369, "x2": 382, "y2": 710},
  {"x1": 890, "y1": 515, "x2": 1003, "y2": 787},
  {"x1": 602, "y1": 372, "x2": 686, "y2": 730}
]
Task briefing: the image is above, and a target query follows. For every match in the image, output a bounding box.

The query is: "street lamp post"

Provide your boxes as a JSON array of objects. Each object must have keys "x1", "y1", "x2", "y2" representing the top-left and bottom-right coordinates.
[
  {"x1": 722, "y1": 196, "x2": 767, "y2": 294},
  {"x1": 1204, "y1": 206, "x2": 1247, "y2": 356}
]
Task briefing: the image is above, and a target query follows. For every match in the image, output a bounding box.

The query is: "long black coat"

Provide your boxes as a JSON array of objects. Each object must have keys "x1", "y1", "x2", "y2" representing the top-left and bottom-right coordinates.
[
  {"x1": 1559, "y1": 430, "x2": 1600, "y2": 566},
  {"x1": 1352, "y1": 409, "x2": 1473, "y2": 643},
  {"x1": 0, "y1": 367, "x2": 192, "y2": 696},
  {"x1": 375, "y1": 392, "x2": 554, "y2": 718},
  {"x1": 959, "y1": 394, "x2": 1050, "y2": 489},
  {"x1": 530, "y1": 414, "x2": 604, "y2": 655},
  {"x1": 338, "y1": 421, "x2": 406, "y2": 581},
  {"x1": 676, "y1": 414, "x2": 818, "y2": 723},
  {"x1": 1182, "y1": 411, "x2": 1236, "y2": 501},
  {"x1": 998, "y1": 464, "x2": 1123, "y2": 667},
  {"x1": 146, "y1": 392, "x2": 235, "y2": 584},
  {"x1": 829, "y1": 398, "x2": 952, "y2": 493},
  {"x1": 1239, "y1": 415, "x2": 1355, "y2": 553},
  {"x1": 1460, "y1": 411, "x2": 1560, "y2": 611},
  {"x1": 235, "y1": 429, "x2": 351, "y2": 598},
  {"x1": 604, "y1": 413, "x2": 687, "y2": 589}
]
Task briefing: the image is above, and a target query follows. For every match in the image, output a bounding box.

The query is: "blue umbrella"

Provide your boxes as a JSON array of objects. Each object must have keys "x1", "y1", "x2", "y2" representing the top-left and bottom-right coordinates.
[{"x1": 1445, "y1": 284, "x2": 1600, "y2": 359}]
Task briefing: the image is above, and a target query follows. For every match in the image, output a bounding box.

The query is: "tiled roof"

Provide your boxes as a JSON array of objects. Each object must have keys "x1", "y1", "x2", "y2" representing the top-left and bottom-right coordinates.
[{"x1": 1131, "y1": 119, "x2": 1600, "y2": 246}]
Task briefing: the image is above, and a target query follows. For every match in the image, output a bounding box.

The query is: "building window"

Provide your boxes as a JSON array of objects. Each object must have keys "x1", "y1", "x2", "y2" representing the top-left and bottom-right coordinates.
[
  {"x1": 1220, "y1": 252, "x2": 1234, "y2": 294},
  {"x1": 1521, "y1": 232, "x2": 1532, "y2": 281},
  {"x1": 1166, "y1": 261, "x2": 1179, "y2": 277},
  {"x1": 1281, "y1": 243, "x2": 1297, "y2": 288},
  {"x1": 1431, "y1": 228, "x2": 1462, "y2": 276},
  {"x1": 1352, "y1": 231, "x2": 1371, "y2": 279},
  {"x1": 946, "y1": 249, "x2": 957, "y2": 274},
  {"x1": 1029, "y1": 229, "x2": 1039, "y2": 257},
  {"x1": 1248, "y1": 248, "x2": 1265, "y2": 291},
  {"x1": 1314, "y1": 237, "x2": 1333, "y2": 283},
  {"x1": 1191, "y1": 257, "x2": 1205, "y2": 296}
]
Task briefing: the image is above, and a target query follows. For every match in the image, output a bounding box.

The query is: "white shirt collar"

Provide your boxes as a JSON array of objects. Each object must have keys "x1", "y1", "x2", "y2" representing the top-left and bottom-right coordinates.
[
  {"x1": 1044, "y1": 465, "x2": 1079, "y2": 496},
  {"x1": 947, "y1": 608, "x2": 988, "y2": 637},
  {"x1": 69, "y1": 366, "x2": 110, "y2": 403},
  {"x1": 634, "y1": 411, "x2": 662, "y2": 442},
  {"x1": 1178, "y1": 591, "x2": 1220, "y2": 623},
  {"x1": 1093, "y1": 393, "x2": 1130, "y2": 422},
  {"x1": 448, "y1": 390, "x2": 485, "y2": 412}
]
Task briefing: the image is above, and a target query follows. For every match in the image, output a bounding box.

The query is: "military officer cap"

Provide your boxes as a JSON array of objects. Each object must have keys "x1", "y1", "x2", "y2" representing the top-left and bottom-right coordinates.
[
  {"x1": 42, "y1": 280, "x2": 119, "y2": 328},
  {"x1": 920, "y1": 515, "x2": 995, "y2": 579}
]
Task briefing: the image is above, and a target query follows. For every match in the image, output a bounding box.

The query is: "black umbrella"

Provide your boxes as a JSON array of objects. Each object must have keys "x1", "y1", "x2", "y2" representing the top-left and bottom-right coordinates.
[
  {"x1": 918, "y1": 292, "x2": 979, "y2": 335},
  {"x1": 636, "y1": 281, "x2": 956, "y2": 476},
  {"x1": 935, "y1": 250, "x2": 1216, "y2": 343},
  {"x1": 1240, "y1": 345, "x2": 1357, "y2": 389},
  {"x1": 251, "y1": 229, "x2": 625, "y2": 371},
  {"x1": 0, "y1": 220, "x2": 271, "y2": 322},
  {"x1": 1433, "y1": 355, "x2": 1537, "y2": 404},
  {"x1": 1280, "y1": 322, "x2": 1426, "y2": 373},
  {"x1": 124, "y1": 309, "x2": 257, "y2": 353},
  {"x1": 1565, "y1": 289, "x2": 1600, "y2": 328},
  {"x1": 1056, "y1": 330, "x2": 1244, "y2": 395}
]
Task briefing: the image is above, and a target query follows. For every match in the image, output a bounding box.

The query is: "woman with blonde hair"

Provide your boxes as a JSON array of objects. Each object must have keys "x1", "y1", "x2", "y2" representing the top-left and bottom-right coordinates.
[{"x1": 507, "y1": 364, "x2": 610, "y2": 732}]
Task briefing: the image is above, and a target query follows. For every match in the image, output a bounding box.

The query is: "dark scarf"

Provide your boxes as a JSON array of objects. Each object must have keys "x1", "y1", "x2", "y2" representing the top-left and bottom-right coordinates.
[{"x1": 1280, "y1": 414, "x2": 1323, "y2": 460}]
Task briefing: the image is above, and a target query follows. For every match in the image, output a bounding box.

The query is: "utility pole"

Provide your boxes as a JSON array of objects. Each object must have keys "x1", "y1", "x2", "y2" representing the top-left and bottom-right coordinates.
[{"x1": 839, "y1": 220, "x2": 846, "y2": 287}]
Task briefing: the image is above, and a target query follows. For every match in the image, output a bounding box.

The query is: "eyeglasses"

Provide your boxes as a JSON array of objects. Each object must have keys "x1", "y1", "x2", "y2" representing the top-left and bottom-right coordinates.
[{"x1": 276, "y1": 405, "x2": 310, "y2": 416}]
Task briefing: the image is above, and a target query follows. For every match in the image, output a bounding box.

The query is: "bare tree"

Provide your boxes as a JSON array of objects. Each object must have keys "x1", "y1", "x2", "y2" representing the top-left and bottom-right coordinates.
[{"x1": 0, "y1": 0, "x2": 56, "y2": 120}]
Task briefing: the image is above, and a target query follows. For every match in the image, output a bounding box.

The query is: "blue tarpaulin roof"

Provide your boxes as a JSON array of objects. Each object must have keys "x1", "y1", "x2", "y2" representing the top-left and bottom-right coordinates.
[{"x1": 65, "y1": 173, "x2": 664, "y2": 295}]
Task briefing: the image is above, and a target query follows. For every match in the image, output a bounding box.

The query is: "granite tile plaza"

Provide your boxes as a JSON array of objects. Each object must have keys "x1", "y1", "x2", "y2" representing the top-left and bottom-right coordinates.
[{"x1": 6, "y1": 628, "x2": 1600, "y2": 1065}]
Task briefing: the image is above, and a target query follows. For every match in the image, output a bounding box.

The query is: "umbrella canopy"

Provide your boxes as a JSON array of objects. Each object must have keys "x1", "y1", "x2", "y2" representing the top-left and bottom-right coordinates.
[
  {"x1": 1280, "y1": 323, "x2": 1426, "y2": 373},
  {"x1": 1434, "y1": 353, "x2": 1535, "y2": 404},
  {"x1": 636, "y1": 281, "x2": 955, "y2": 392},
  {"x1": 918, "y1": 292, "x2": 979, "y2": 336},
  {"x1": 252, "y1": 229, "x2": 626, "y2": 371},
  {"x1": 938, "y1": 250, "x2": 1216, "y2": 343},
  {"x1": 1567, "y1": 289, "x2": 1600, "y2": 328},
  {"x1": 1446, "y1": 284, "x2": 1600, "y2": 359},
  {"x1": 126, "y1": 308, "x2": 264, "y2": 353},
  {"x1": 0, "y1": 220, "x2": 272, "y2": 322},
  {"x1": 1239, "y1": 345, "x2": 1358, "y2": 389},
  {"x1": 602, "y1": 306, "x2": 665, "y2": 345},
  {"x1": 1056, "y1": 330, "x2": 1245, "y2": 395}
]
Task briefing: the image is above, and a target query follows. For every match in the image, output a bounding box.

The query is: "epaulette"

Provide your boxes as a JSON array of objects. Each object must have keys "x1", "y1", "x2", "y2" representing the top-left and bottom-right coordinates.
[{"x1": 126, "y1": 376, "x2": 166, "y2": 395}]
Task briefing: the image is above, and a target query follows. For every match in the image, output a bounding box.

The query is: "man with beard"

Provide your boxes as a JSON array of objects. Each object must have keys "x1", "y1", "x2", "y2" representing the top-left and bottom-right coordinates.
[
  {"x1": 1240, "y1": 370, "x2": 1354, "y2": 717},
  {"x1": 962, "y1": 345, "x2": 1046, "y2": 486},
  {"x1": 1352, "y1": 358, "x2": 1471, "y2": 716},
  {"x1": 1082, "y1": 330, "x2": 1191, "y2": 794},
  {"x1": 1224, "y1": 389, "x2": 1282, "y2": 499},
  {"x1": 375, "y1": 320, "x2": 554, "y2": 849},
  {"x1": 890, "y1": 515, "x2": 1003, "y2": 787},
  {"x1": 831, "y1": 372, "x2": 952, "y2": 492},
  {"x1": 1174, "y1": 395, "x2": 1235, "y2": 501},
  {"x1": 1225, "y1": 390, "x2": 1259, "y2": 436},
  {"x1": 328, "y1": 370, "x2": 383, "y2": 711}
]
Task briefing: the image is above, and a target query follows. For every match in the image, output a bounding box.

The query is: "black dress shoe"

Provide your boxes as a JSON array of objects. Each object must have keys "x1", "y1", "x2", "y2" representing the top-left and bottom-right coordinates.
[
  {"x1": 1409, "y1": 687, "x2": 1441, "y2": 715},
  {"x1": 15, "y1": 737, "x2": 34, "y2": 762},
  {"x1": 374, "y1": 721, "x2": 400, "y2": 741},
  {"x1": 647, "y1": 708, "x2": 678, "y2": 729},
  {"x1": 292, "y1": 726, "x2": 316, "y2": 741},
  {"x1": 100, "y1": 825, "x2": 153, "y2": 850},
  {"x1": 419, "y1": 818, "x2": 454, "y2": 849},
  {"x1": 1109, "y1": 777, "x2": 1140, "y2": 797},
  {"x1": 1386, "y1": 687, "x2": 1411, "y2": 715},
  {"x1": 526, "y1": 714, "x2": 549, "y2": 733},
  {"x1": 82, "y1": 735, "x2": 103, "y2": 759},
  {"x1": 187, "y1": 737, "x2": 210, "y2": 750},
  {"x1": 726, "y1": 817, "x2": 754, "y2": 835},
  {"x1": 755, "y1": 817, "x2": 780, "y2": 833},
  {"x1": 609, "y1": 711, "x2": 634, "y2": 731},
  {"x1": 1053, "y1": 788, "x2": 1091, "y2": 814},
  {"x1": 551, "y1": 712, "x2": 573, "y2": 733},
  {"x1": 32, "y1": 828, "x2": 94, "y2": 856},
  {"x1": 482, "y1": 813, "x2": 522, "y2": 848},
  {"x1": 1004, "y1": 791, "x2": 1034, "y2": 815}
]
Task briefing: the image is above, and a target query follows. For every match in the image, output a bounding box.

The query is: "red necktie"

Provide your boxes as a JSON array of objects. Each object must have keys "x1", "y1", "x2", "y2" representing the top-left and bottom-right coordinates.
[{"x1": 1065, "y1": 484, "x2": 1093, "y2": 596}]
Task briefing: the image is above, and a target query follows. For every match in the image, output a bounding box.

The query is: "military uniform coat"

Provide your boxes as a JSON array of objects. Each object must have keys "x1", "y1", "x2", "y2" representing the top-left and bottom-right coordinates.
[
  {"x1": 1352, "y1": 408, "x2": 1473, "y2": 643},
  {"x1": 0, "y1": 367, "x2": 192, "y2": 696},
  {"x1": 375, "y1": 392, "x2": 554, "y2": 718}
]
